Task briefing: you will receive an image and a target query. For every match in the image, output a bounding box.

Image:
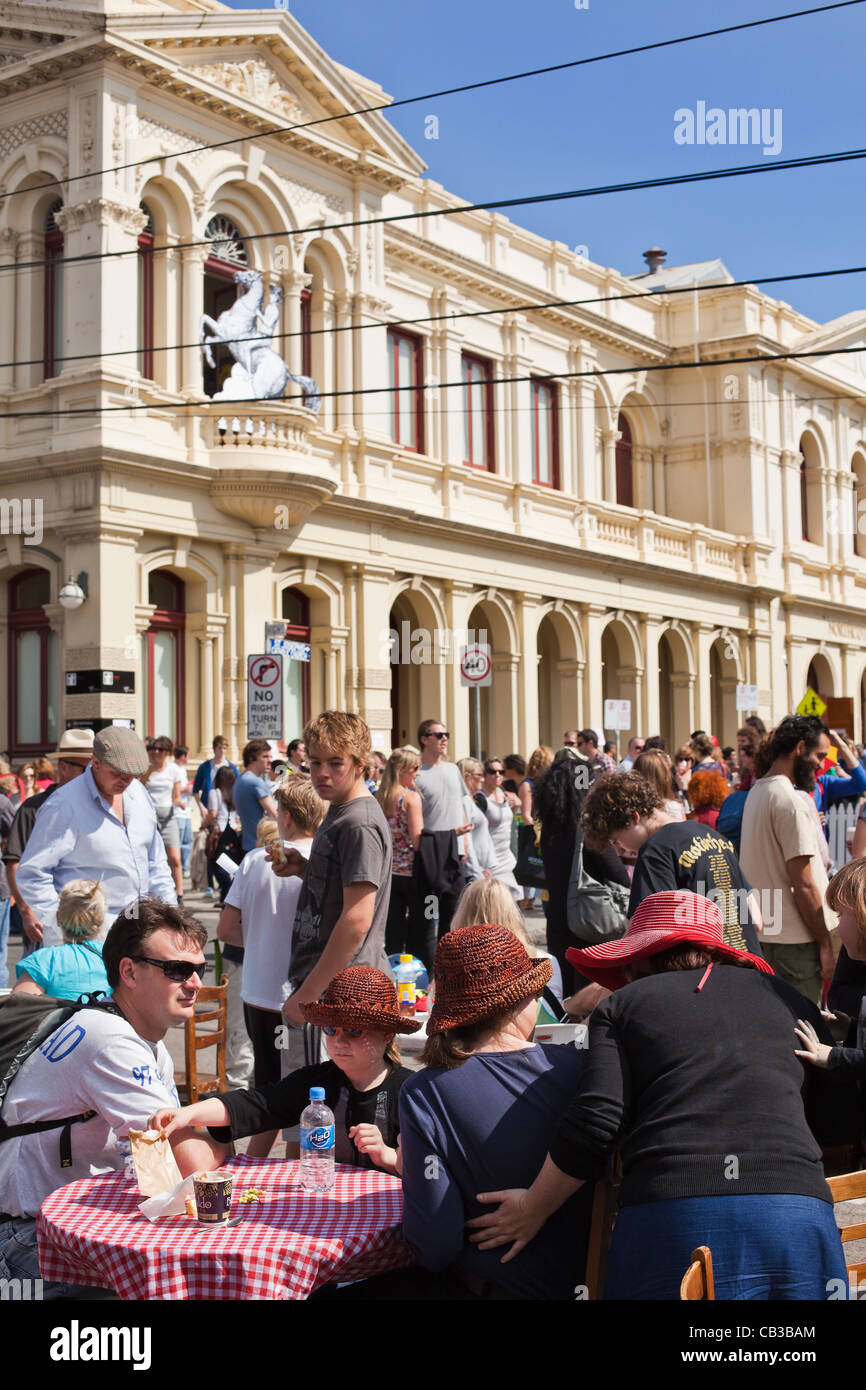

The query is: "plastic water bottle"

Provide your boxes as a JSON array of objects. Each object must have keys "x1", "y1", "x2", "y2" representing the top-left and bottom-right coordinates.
[
  {"x1": 299, "y1": 1087, "x2": 335, "y2": 1192},
  {"x1": 115, "y1": 1137, "x2": 136, "y2": 1183},
  {"x1": 394, "y1": 954, "x2": 422, "y2": 1017}
]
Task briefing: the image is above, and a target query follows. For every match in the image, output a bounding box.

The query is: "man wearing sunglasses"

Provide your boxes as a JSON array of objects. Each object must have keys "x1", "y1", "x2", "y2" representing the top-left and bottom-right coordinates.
[
  {"x1": 0, "y1": 899, "x2": 226, "y2": 1297},
  {"x1": 414, "y1": 718, "x2": 473, "y2": 938}
]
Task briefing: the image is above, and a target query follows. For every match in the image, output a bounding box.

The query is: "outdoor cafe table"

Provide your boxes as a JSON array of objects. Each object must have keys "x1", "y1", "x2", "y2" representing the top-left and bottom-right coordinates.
[{"x1": 37, "y1": 1154, "x2": 415, "y2": 1300}]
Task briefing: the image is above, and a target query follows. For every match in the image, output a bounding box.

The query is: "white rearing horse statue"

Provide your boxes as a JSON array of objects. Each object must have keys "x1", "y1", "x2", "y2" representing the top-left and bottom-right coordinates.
[{"x1": 199, "y1": 268, "x2": 320, "y2": 411}]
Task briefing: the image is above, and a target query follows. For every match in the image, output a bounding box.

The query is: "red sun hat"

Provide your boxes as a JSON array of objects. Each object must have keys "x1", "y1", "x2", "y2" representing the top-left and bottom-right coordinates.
[{"x1": 566, "y1": 890, "x2": 774, "y2": 992}]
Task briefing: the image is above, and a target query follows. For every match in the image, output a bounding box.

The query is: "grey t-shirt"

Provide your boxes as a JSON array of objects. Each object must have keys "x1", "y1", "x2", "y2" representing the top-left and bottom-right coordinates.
[
  {"x1": 415, "y1": 761, "x2": 468, "y2": 833},
  {"x1": 290, "y1": 793, "x2": 392, "y2": 985}
]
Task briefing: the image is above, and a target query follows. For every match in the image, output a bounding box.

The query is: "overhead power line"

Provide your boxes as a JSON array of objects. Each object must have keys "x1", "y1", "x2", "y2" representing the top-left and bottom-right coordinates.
[
  {"x1": 1, "y1": 343, "x2": 863, "y2": 422},
  {"x1": 2, "y1": 262, "x2": 865, "y2": 374},
  {"x1": 1, "y1": 0, "x2": 861, "y2": 204},
  {"x1": 6, "y1": 146, "x2": 866, "y2": 278}
]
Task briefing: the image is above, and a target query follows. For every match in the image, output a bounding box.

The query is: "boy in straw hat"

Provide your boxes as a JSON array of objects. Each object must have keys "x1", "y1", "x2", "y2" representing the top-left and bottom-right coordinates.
[{"x1": 149, "y1": 966, "x2": 418, "y2": 1174}]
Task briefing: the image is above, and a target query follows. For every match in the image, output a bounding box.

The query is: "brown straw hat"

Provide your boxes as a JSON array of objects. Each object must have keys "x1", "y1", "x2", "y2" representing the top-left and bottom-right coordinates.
[
  {"x1": 427, "y1": 925, "x2": 552, "y2": 1035},
  {"x1": 301, "y1": 966, "x2": 422, "y2": 1034}
]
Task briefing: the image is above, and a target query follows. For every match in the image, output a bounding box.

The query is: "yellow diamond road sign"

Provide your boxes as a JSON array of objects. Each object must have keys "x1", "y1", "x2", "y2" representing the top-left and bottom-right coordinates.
[{"x1": 796, "y1": 688, "x2": 827, "y2": 718}]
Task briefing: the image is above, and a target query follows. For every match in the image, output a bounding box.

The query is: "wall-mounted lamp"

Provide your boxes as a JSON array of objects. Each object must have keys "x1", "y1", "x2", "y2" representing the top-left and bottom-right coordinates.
[{"x1": 58, "y1": 572, "x2": 88, "y2": 610}]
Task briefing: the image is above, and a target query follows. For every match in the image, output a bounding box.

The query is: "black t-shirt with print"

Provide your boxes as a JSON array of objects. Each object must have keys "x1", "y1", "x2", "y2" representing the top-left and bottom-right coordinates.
[
  {"x1": 628, "y1": 820, "x2": 763, "y2": 956},
  {"x1": 210, "y1": 1058, "x2": 412, "y2": 1168}
]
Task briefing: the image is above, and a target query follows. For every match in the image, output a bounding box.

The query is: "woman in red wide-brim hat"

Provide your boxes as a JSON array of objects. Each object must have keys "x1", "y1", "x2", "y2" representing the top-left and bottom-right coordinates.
[{"x1": 466, "y1": 891, "x2": 853, "y2": 1300}]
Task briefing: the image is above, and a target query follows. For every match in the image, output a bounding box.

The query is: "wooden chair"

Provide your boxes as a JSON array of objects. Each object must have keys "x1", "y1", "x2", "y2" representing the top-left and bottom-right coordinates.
[
  {"x1": 680, "y1": 1246, "x2": 715, "y2": 1300},
  {"x1": 584, "y1": 1153, "x2": 622, "y2": 1299},
  {"x1": 827, "y1": 1170, "x2": 866, "y2": 1281},
  {"x1": 174, "y1": 974, "x2": 228, "y2": 1104}
]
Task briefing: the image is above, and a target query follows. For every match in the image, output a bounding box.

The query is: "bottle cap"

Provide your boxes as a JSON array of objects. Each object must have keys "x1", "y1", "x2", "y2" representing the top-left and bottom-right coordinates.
[
  {"x1": 399, "y1": 954, "x2": 413, "y2": 962},
  {"x1": 309, "y1": 1086, "x2": 325, "y2": 1101}
]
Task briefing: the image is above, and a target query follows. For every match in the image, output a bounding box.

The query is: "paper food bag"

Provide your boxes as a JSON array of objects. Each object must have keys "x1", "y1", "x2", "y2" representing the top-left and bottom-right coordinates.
[
  {"x1": 138, "y1": 1174, "x2": 197, "y2": 1222},
  {"x1": 128, "y1": 1128, "x2": 183, "y2": 1197}
]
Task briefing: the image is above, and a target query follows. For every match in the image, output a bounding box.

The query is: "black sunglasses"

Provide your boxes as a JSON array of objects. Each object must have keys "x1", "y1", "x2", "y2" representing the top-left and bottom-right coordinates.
[
  {"x1": 428, "y1": 731, "x2": 449, "y2": 739},
  {"x1": 322, "y1": 1025, "x2": 365, "y2": 1038},
  {"x1": 131, "y1": 955, "x2": 205, "y2": 983}
]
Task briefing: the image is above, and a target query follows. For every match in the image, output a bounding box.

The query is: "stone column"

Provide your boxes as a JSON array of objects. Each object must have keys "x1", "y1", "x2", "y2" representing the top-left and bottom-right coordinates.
[
  {"x1": 515, "y1": 590, "x2": 541, "y2": 749},
  {"x1": 15, "y1": 233, "x2": 44, "y2": 391},
  {"x1": 443, "y1": 579, "x2": 476, "y2": 755},
  {"x1": 163, "y1": 246, "x2": 182, "y2": 395},
  {"x1": 490, "y1": 653, "x2": 519, "y2": 755},
  {"x1": 350, "y1": 563, "x2": 396, "y2": 736},
  {"x1": 582, "y1": 605, "x2": 608, "y2": 728},
  {"x1": 694, "y1": 623, "x2": 716, "y2": 733},
  {"x1": 334, "y1": 291, "x2": 354, "y2": 434},
  {"x1": 54, "y1": 199, "x2": 146, "y2": 377},
  {"x1": 181, "y1": 246, "x2": 209, "y2": 395},
  {"x1": 640, "y1": 613, "x2": 665, "y2": 735},
  {"x1": 602, "y1": 428, "x2": 620, "y2": 503},
  {"x1": 0, "y1": 228, "x2": 17, "y2": 388}
]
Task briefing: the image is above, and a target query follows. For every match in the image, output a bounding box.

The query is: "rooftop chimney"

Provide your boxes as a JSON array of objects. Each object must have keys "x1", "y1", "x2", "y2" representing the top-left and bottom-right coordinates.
[{"x1": 643, "y1": 246, "x2": 667, "y2": 274}]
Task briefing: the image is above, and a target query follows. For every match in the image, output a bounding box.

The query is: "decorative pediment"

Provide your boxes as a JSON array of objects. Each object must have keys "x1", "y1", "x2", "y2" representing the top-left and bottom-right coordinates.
[{"x1": 184, "y1": 56, "x2": 307, "y2": 125}]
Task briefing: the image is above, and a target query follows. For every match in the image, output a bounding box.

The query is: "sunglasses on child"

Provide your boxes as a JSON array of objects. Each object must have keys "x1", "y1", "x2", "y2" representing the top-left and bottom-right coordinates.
[
  {"x1": 131, "y1": 955, "x2": 206, "y2": 982},
  {"x1": 322, "y1": 1025, "x2": 367, "y2": 1038}
]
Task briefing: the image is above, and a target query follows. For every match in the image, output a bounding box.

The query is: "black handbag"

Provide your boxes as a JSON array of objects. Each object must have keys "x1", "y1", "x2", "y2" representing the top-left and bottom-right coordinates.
[{"x1": 515, "y1": 822, "x2": 546, "y2": 889}]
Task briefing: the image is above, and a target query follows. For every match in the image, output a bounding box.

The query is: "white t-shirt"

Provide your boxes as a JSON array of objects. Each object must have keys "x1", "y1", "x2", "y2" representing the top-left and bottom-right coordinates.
[
  {"x1": 0, "y1": 1006, "x2": 178, "y2": 1217},
  {"x1": 207, "y1": 789, "x2": 239, "y2": 834},
  {"x1": 144, "y1": 761, "x2": 185, "y2": 815},
  {"x1": 224, "y1": 842, "x2": 311, "y2": 1012}
]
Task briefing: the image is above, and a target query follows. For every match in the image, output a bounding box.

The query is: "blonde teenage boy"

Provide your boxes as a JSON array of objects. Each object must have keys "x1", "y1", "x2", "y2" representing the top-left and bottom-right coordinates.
[{"x1": 271, "y1": 712, "x2": 392, "y2": 1063}]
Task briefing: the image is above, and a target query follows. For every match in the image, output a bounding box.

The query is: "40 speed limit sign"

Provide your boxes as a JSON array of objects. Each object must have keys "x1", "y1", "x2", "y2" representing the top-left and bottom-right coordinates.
[{"x1": 460, "y1": 644, "x2": 492, "y2": 687}]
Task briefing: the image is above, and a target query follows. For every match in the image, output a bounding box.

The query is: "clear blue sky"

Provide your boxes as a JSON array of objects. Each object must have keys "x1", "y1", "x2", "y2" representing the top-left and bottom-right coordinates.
[{"x1": 225, "y1": 0, "x2": 866, "y2": 325}]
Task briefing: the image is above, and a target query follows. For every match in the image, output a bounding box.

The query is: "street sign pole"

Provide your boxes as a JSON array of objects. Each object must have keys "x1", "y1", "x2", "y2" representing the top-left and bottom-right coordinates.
[{"x1": 473, "y1": 686, "x2": 482, "y2": 761}]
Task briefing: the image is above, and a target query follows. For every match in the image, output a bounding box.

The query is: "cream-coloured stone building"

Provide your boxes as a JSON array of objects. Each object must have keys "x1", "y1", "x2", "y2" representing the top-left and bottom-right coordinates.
[{"x1": 2, "y1": 0, "x2": 866, "y2": 764}]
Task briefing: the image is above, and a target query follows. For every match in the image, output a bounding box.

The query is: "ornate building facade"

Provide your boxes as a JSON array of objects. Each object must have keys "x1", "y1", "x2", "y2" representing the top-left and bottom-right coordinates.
[{"x1": 2, "y1": 0, "x2": 866, "y2": 761}]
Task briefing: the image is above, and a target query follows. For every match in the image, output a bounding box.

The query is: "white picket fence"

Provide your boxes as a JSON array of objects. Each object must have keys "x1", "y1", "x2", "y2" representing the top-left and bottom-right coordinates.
[{"x1": 827, "y1": 800, "x2": 860, "y2": 869}]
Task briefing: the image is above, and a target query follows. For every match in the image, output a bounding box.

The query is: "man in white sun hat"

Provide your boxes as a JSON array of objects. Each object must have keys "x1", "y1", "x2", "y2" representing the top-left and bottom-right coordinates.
[{"x1": 16, "y1": 726, "x2": 176, "y2": 945}]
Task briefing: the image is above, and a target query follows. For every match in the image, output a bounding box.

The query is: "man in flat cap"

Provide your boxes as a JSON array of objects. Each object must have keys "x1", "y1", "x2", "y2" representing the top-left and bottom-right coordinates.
[{"x1": 16, "y1": 726, "x2": 176, "y2": 945}]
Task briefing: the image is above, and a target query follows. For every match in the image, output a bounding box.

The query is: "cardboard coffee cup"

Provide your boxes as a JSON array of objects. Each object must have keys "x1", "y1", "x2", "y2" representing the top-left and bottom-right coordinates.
[{"x1": 193, "y1": 1168, "x2": 233, "y2": 1224}]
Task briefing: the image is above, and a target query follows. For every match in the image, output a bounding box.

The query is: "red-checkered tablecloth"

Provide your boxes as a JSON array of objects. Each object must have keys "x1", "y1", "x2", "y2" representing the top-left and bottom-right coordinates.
[{"x1": 37, "y1": 1154, "x2": 415, "y2": 1300}]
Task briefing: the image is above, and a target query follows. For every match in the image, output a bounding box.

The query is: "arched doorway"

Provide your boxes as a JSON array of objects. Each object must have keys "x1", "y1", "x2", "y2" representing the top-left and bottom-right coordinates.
[
  {"x1": 388, "y1": 591, "x2": 446, "y2": 750},
  {"x1": 615, "y1": 413, "x2": 634, "y2": 508},
  {"x1": 658, "y1": 627, "x2": 695, "y2": 751},
  {"x1": 806, "y1": 655, "x2": 834, "y2": 700},
  {"x1": 467, "y1": 600, "x2": 514, "y2": 759},
  {"x1": 537, "y1": 609, "x2": 581, "y2": 749}
]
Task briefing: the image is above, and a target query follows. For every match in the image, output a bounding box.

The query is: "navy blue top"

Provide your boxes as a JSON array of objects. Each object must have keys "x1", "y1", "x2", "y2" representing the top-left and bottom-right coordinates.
[{"x1": 399, "y1": 1044, "x2": 594, "y2": 1300}]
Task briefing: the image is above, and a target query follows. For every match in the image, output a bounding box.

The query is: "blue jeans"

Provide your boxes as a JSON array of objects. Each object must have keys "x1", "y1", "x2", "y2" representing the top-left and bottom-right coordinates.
[
  {"x1": 177, "y1": 814, "x2": 193, "y2": 875},
  {"x1": 605, "y1": 1193, "x2": 847, "y2": 1300},
  {"x1": 0, "y1": 896, "x2": 11, "y2": 989},
  {"x1": 0, "y1": 1216, "x2": 115, "y2": 1301}
]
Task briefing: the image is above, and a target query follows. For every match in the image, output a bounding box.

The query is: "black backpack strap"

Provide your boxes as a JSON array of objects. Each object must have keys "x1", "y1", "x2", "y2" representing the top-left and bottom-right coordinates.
[{"x1": 1, "y1": 1110, "x2": 96, "y2": 1144}]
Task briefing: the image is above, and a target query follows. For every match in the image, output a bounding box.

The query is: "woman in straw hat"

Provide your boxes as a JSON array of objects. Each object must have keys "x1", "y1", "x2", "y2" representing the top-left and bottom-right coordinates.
[
  {"x1": 150, "y1": 966, "x2": 418, "y2": 1174},
  {"x1": 398, "y1": 925, "x2": 594, "y2": 1300},
  {"x1": 13, "y1": 879, "x2": 109, "y2": 1000},
  {"x1": 467, "y1": 891, "x2": 854, "y2": 1300}
]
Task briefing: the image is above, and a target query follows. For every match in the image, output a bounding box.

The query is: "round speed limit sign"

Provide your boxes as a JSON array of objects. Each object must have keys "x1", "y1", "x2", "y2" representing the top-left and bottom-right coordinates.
[{"x1": 460, "y1": 644, "x2": 492, "y2": 687}]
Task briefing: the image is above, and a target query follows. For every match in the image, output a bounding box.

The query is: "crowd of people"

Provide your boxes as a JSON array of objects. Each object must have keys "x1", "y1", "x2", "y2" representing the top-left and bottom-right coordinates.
[{"x1": 1, "y1": 702, "x2": 866, "y2": 1301}]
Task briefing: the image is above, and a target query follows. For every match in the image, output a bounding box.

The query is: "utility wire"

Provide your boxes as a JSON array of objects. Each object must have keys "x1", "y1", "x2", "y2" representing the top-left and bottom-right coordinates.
[
  {"x1": 2, "y1": 344, "x2": 863, "y2": 422},
  {"x1": 2, "y1": 262, "x2": 865, "y2": 374},
  {"x1": 1, "y1": 0, "x2": 861, "y2": 204},
  {"x1": 6, "y1": 146, "x2": 866, "y2": 277}
]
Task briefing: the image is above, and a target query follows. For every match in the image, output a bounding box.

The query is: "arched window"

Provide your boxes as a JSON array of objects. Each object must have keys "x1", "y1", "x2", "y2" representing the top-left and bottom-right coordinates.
[
  {"x1": 615, "y1": 413, "x2": 634, "y2": 507},
  {"x1": 138, "y1": 203, "x2": 155, "y2": 380},
  {"x1": 281, "y1": 587, "x2": 311, "y2": 737},
  {"x1": 142, "y1": 570, "x2": 185, "y2": 740},
  {"x1": 8, "y1": 569, "x2": 59, "y2": 754},
  {"x1": 203, "y1": 215, "x2": 249, "y2": 397},
  {"x1": 43, "y1": 199, "x2": 63, "y2": 381},
  {"x1": 800, "y1": 458, "x2": 809, "y2": 541}
]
